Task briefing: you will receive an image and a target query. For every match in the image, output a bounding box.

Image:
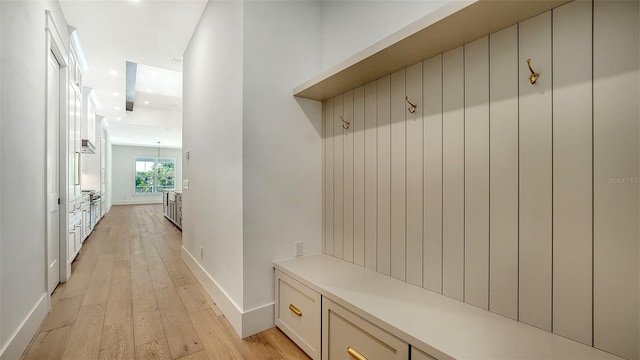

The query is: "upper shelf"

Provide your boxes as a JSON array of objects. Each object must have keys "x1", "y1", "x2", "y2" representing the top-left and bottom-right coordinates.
[{"x1": 293, "y1": 0, "x2": 570, "y2": 101}]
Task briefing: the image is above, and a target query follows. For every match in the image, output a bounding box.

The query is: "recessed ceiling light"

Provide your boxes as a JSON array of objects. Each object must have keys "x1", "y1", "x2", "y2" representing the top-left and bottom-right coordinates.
[
  {"x1": 143, "y1": 101, "x2": 149, "y2": 105},
  {"x1": 115, "y1": 106, "x2": 121, "y2": 111},
  {"x1": 116, "y1": 117, "x2": 122, "y2": 121},
  {"x1": 109, "y1": 70, "x2": 118, "y2": 76},
  {"x1": 147, "y1": 88, "x2": 153, "y2": 93},
  {"x1": 113, "y1": 92, "x2": 120, "y2": 96}
]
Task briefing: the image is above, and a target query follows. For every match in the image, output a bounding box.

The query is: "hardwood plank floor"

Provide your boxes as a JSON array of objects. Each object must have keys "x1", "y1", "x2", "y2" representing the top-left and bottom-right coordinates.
[{"x1": 21, "y1": 204, "x2": 310, "y2": 360}]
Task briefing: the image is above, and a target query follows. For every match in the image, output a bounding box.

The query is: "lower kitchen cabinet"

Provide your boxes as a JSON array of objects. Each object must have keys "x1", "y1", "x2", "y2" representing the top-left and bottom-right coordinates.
[
  {"x1": 163, "y1": 190, "x2": 182, "y2": 230},
  {"x1": 275, "y1": 270, "x2": 321, "y2": 359},
  {"x1": 322, "y1": 298, "x2": 408, "y2": 360},
  {"x1": 68, "y1": 199, "x2": 82, "y2": 260}
]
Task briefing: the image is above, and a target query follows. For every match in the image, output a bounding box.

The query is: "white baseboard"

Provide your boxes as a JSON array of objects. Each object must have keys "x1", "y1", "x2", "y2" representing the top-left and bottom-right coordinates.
[
  {"x1": 0, "y1": 293, "x2": 48, "y2": 360},
  {"x1": 181, "y1": 246, "x2": 275, "y2": 338},
  {"x1": 182, "y1": 246, "x2": 244, "y2": 335},
  {"x1": 241, "y1": 302, "x2": 275, "y2": 338},
  {"x1": 112, "y1": 199, "x2": 162, "y2": 206}
]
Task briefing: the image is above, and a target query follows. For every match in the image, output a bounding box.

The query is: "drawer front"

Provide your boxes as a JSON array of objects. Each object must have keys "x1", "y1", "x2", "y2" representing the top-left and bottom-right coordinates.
[
  {"x1": 322, "y1": 299, "x2": 408, "y2": 360},
  {"x1": 275, "y1": 270, "x2": 321, "y2": 359},
  {"x1": 411, "y1": 347, "x2": 437, "y2": 360}
]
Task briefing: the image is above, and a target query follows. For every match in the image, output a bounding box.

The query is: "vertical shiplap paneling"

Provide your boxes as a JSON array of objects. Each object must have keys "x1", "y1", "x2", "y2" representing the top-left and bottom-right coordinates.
[
  {"x1": 593, "y1": 0, "x2": 640, "y2": 358},
  {"x1": 343, "y1": 90, "x2": 355, "y2": 263},
  {"x1": 518, "y1": 11, "x2": 552, "y2": 331},
  {"x1": 333, "y1": 94, "x2": 344, "y2": 260},
  {"x1": 364, "y1": 82, "x2": 378, "y2": 271},
  {"x1": 322, "y1": 100, "x2": 326, "y2": 253},
  {"x1": 423, "y1": 55, "x2": 443, "y2": 293},
  {"x1": 464, "y1": 36, "x2": 490, "y2": 310},
  {"x1": 390, "y1": 70, "x2": 407, "y2": 281},
  {"x1": 442, "y1": 47, "x2": 465, "y2": 301},
  {"x1": 552, "y1": 0, "x2": 592, "y2": 345},
  {"x1": 377, "y1": 75, "x2": 392, "y2": 276},
  {"x1": 489, "y1": 25, "x2": 519, "y2": 320},
  {"x1": 325, "y1": 98, "x2": 335, "y2": 256},
  {"x1": 353, "y1": 86, "x2": 366, "y2": 267},
  {"x1": 406, "y1": 62, "x2": 424, "y2": 287}
]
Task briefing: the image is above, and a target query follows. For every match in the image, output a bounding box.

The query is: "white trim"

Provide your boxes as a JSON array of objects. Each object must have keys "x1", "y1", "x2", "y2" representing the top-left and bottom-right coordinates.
[
  {"x1": 241, "y1": 302, "x2": 275, "y2": 338},
  {"x1": 182, "y1": 246, "x2": 244, "y2": 336},
  {"x1": 0, "y1": 293, "x2": 48, "y2": 360},
  {"x1": 112, "y1": 199, "x2": 162, "y2": 206},
  {"x1": 181, "y1": 246, "x2": 276, "y2": 338}
]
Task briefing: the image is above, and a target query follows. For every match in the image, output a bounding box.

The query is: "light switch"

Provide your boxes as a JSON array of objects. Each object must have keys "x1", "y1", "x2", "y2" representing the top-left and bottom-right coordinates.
[{"x1": 183, "y1": 179, "x2": 189, "y2": 190}]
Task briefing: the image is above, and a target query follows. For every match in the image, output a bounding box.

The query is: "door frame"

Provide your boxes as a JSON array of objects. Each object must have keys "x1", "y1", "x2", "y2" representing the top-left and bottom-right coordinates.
[{"x1": 44, "y1": 11, "x2": 69, "y2": 303}]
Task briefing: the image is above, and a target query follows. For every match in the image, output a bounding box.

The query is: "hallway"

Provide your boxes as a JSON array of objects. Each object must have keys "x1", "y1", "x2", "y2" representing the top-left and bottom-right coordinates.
[{"x1": 21, "y1": 205, "x2": 308, "y2": 360}]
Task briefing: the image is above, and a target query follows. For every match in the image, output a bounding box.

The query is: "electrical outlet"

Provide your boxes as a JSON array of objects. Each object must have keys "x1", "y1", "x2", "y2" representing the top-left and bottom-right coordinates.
[
  {"x1": 294, "y1": 241, "x2": 303, "y2": 257},
  {"x1": 183, "y1": 179, "x2": 189, "y2": 190},
  {"x1": 200, "y1": 246, "x2": 204, "y2": 260}
]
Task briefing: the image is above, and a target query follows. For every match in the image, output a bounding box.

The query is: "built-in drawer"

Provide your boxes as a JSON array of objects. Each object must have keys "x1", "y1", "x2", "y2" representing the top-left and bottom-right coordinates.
[
  {"x1": 411, "y1": 346, "x2": 437, "y2": 360},
  {"x1": 322, "y1": 298, "x2": 408, "y2": 360},
  {"x1": 275, "y1": 270, "x2": 321, "y2": 360}
]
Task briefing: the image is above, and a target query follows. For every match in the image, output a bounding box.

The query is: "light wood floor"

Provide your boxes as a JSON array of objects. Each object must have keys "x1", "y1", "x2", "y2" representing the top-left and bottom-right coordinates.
[{"x1": 21, "y1": 204, "x2": 310, "y2": 360}]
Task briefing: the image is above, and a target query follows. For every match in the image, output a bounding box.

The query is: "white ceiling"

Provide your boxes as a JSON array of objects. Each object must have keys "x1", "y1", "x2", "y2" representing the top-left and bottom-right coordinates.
[{"x1": 59, "y1": 0, "x2": 207, "y2": 148}]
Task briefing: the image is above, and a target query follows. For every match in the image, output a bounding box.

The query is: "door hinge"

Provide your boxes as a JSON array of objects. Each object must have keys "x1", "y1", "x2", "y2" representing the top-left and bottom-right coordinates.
[{"x1": 58, "y1": 198, "x2": 61, "y2": 205}]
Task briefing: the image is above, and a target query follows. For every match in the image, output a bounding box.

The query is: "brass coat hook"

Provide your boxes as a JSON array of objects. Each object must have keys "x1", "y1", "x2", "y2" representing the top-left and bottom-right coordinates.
[
  {"x1": 527, "y1": 59, "x2": 540, "y2": 84},
  {"x1": 340, "y1": 115, "x2": 350, "y2": 130},
  {"x1": 406, "y1": 96, "x2": 417, "y2": 113}
]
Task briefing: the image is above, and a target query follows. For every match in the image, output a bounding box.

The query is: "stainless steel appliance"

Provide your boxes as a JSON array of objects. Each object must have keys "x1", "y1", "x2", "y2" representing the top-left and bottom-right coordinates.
[{"x1": 82, "y1": 190, "x2": 102, "y2": 231}]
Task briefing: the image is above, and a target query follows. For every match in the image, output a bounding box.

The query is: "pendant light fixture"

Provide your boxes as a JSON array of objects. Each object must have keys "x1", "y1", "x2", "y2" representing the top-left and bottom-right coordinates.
[{"x1": 155, "y1": 141, "x2": 162, "y2": 170}]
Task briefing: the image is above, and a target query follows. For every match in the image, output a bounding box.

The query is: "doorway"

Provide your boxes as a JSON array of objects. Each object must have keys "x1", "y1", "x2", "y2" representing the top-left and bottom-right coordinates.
[{"x1": 46, "y1": 50, "x2": 61, "y2": 294}]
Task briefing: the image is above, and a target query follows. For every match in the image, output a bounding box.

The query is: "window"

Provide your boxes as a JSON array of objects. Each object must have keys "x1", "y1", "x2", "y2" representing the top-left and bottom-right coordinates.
[{"x1": 135, "y1": 157, "x2": 175, "y2": 194}]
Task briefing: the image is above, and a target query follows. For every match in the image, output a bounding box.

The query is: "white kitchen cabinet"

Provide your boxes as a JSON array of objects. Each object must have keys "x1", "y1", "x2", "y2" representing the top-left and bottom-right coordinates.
[
  {"x1": 275, "y1": 270, "x2": 321, "y2": 360},
  {"x1": 68, "y1": 199, "x2": 82, "y2": 260},
  {"x1": 322, "y1": 298, "x2": 408, "y2": 360},
  {"x1": 81, "y1": 196, "x2": 90, "y2": 242},
  {"x1": 81, "y1": 87, "x2": 97, "y2": 153}
]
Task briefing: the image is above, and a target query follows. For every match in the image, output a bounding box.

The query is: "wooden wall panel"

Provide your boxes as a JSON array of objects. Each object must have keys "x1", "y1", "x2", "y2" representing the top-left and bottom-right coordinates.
[
  {"x1": 343, "y1": 91, "x2": 355, "y2": 263},
  {"x1": 552, "y1": 0, "x2": 592, "y2": 346},
  {"x1": 325, "y1": 98, "x2": 334, "y2": 256},
  {"x1": 442, "y1": 47, "x2": 465, "y2": 301},
  {"x1": 364, "y1": 82, "x2": 378, "y2": 271},
  {"x1": 406, "y1": 63, "x2": 424, "y2": 287},
  {"x1": 377, "y1": 76, "x2": 392, "y2": 276},
  {"x1": 518, "y1": 11, "x2": 552, "y2": 331},
  {"x1": 464, "y1": 36, "x2": 489, "y2": 310},
  {"x1": 489, "y1": 25, "x2": 519, "y2": 320},
  {"x1": 353, "y1": 86, "x2": 366, "y2": 267},
  {"x1": 333, "y1": 94, "x2": 344, "y2": 260},
  {"x1": 390, "y1": 70, "x2": 407, "y2": 281},
  {"x1": 423, "y1": 55, "x2": 443, "y2": 293},
  {"x1": 593, "y1": 1, "x2": 640, "y2": 358},
  {"x1": 319, "y1": 4, "x2": 639, "y2": 356}
]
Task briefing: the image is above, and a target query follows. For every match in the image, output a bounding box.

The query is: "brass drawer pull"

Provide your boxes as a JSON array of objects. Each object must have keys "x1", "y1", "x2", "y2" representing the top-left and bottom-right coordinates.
[
  {"x1": 347, "y1": 347, "x2": 367, "y2": 360},
  {"x1": 288, "y1": 304, "x2": 302, "y2": 317}
]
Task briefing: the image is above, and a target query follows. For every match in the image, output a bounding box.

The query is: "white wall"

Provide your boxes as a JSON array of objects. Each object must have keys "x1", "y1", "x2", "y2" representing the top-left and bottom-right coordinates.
[
  {"x1": 106, "y1": 130, "x2": 112, "y2": 211},
  {"x1": 111, "y1": 145, "x2": 182, "y2": 205},
  {"x1": 182, "y1": 0, "x2": 245, "y2": 320},
  {"x1": 242, "y1": 0, "x2": 323, "y2": 313},
  {"x1": 0, "y1": 1, "x2": 69, "y2": 357},
  {"x1": 320, "y1": 0, "x2": 449, "y2": 69}
]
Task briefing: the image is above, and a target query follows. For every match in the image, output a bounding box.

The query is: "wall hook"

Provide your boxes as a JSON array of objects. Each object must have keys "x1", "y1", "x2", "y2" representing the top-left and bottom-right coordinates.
[
  {"x1": 527, "y1": 59, "x2": 540, "y2": 84},
  {"x1": 406, "y1": 96, "x2": 417, "y2": 113},
  {"x1": 340, "y1": 115, "x2": 350, "y2": 130}
]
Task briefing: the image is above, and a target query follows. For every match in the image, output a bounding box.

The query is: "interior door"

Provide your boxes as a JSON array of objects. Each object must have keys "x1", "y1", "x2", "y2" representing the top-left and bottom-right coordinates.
[{"x1": 47, "y1": 50, "x2": 61, "y2": 294}]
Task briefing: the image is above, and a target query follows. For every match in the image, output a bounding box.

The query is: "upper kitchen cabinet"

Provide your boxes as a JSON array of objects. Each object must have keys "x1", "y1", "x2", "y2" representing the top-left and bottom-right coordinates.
[
  {"x1": 82, "y1": 87, "x2": 99, "y2": 154},
  {"x1": 68, "y1": 26, "x2": 88, "y2": 200}
]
